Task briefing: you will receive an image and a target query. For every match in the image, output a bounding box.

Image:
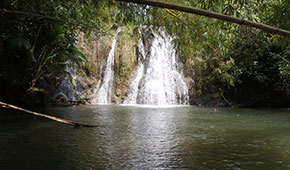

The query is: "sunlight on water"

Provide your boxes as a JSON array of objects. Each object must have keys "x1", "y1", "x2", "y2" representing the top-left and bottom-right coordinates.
[{"x1": 1, "y1": 106, "x2": 290, "y2": 170}]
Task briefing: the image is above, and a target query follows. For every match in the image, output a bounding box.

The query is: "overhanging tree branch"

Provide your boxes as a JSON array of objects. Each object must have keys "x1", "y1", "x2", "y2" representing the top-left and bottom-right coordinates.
[
  {"x1": 0, "y1": 8, "x2": 110, "y2": 35},
  {"x1": 115, "y1": 0, "x2": 290, "y2": 37},
  {"x1": 0, "y1": 8, "x2": 91, "y2": 29}
]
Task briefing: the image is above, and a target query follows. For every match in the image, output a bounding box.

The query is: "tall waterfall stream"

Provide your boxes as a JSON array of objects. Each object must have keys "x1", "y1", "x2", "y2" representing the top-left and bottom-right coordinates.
[{"x1": 125, "y1": 31, "x2": 189, "y2": 105}]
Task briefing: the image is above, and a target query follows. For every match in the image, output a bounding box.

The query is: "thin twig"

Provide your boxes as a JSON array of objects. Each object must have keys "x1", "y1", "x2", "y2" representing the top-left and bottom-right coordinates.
[
  {"x1": 164, "y1": 9, "x2": 195, "y2": 32},
  {"x1": 31, "y1": 24, "x2": 43, "y2": 53}
]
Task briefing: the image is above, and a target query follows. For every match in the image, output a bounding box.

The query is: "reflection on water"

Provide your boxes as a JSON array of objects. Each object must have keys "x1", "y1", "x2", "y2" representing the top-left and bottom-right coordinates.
[{"x1": 1, "y1": 105, "x2": 290, "y2": 170}]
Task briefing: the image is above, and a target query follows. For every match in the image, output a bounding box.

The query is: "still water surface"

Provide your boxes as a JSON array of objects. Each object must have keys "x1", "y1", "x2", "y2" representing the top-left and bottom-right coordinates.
[{"x1": 1, "y1": 105, "x2": 290, "y2": 170}]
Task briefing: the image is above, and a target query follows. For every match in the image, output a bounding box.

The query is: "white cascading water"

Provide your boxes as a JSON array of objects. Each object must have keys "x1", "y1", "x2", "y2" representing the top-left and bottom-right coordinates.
[
  {"x1": 124, "y1": 31, "x2": 189, "y2": 105},
  {"x1": 91, "y1": 28, "x2": 122, "y2": 104}
]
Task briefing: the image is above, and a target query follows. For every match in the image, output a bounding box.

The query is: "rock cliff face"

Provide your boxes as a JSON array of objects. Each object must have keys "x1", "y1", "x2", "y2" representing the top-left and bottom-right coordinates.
[{"x1": 42, "y1": 27, "x2": 192, "y2": 105}]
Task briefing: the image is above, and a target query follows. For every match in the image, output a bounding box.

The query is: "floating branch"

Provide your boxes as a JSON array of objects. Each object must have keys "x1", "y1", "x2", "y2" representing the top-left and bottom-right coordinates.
[{"x1": 0, "y1": 101, "x2": 97, "y2": 127}]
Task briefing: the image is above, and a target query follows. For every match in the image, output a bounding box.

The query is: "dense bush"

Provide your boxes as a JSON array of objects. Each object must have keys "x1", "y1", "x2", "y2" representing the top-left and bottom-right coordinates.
[{"x1": 226, "y1": 28, "x2": 290, "y2": 107}]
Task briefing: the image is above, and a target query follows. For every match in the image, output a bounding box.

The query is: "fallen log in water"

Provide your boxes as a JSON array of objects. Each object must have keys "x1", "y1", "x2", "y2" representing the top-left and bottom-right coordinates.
[{"x1": 0, "y1": 101, "x2": 97, "y2": 127}]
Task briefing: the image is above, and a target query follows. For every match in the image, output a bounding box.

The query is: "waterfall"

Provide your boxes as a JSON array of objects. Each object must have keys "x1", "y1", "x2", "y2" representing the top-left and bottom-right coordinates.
[
  {"x1": 124, "y1": 31, "x2": 189, "y2": 105},
  {"x1": 91, "y1": 28, "x2": 122, "y2": 104}
]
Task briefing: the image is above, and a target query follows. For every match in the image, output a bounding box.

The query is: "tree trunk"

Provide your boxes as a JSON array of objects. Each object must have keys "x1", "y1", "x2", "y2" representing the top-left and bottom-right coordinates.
[{"x1": 115, "y1": 0, "x2": 290, "y2": 37}]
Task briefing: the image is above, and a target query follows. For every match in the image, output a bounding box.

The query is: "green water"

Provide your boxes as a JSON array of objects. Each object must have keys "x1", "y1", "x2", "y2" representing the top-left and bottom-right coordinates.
[{"x1": 1, "y1": 105, "x2": 290, "y2": 170}]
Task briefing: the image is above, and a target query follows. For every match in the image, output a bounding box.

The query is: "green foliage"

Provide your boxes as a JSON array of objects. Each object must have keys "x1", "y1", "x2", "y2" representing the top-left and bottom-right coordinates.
[{"x1": 0, "y1": 0, "x2": 114, "y2": 106}]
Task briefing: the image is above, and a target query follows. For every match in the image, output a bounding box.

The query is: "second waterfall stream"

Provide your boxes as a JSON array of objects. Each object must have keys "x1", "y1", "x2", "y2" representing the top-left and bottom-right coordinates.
[{"x1": 90, "y1": 28, "x2": 122, "y2": 104}]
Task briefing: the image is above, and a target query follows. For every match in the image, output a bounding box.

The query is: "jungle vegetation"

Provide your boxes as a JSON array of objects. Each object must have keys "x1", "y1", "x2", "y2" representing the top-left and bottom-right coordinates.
[{"x1": 0, "y1": 0, "x2": 289, "y2": 107}]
